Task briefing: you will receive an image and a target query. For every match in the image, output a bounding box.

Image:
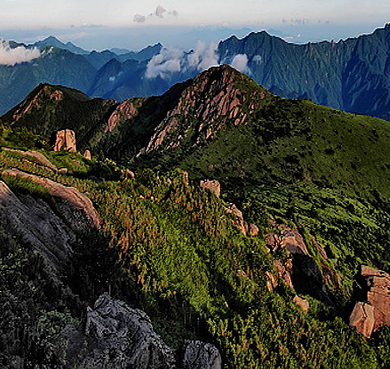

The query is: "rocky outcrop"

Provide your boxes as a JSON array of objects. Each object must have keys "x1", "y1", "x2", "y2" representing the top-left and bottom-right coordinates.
[
  {"x1": 2, "y1": 148, "x2": 58, "y2": 172},
  {"x1": 181, "y1": 340, "x2": 222, "y2": 369},
  {"x1": 350, "y1": 302, "x2": 375, "y2": 338},
  {"x1": 83, "y1": 149, "x2": 91, "y2": 160},
  {"x1": 225, "y1": 202, "x2": 259, "y2": 237},
  {"x1": 106, "y1": 98, "x2": 145, "y2": 133},
  {"x1": 56, "y1": 293, "x2": 222, "y2": 369},
  {"x1": 350, "y1": 265, "x2": 390, "y2": 338},
  {"x1": 54, "y1": 129, "x2": 76, "y2": 152},
  {"x1": 265, "y1": 223, "x2": 308, "y2": 255},
  {"x1": 265, "y1": 271, "x2": 278, "y2": 292},
  {"x1": 293, "y1": 295, "x2": 310, "y2": 312},
  {"x1": 200, "y1": 179, "x2": 220, "y2": 197},
  {"x1": 265, "y1": 221, "x2": 333, "y2": 306},
  {"x1": 2, "y1": 168, "x2": 100, "y2": 230},
  {"x1": 273, "y1": 259, "x2": 293, "y2": 289},
  {"x1": 0, "y1": 180, "x2": 75, "y2": 269},
  {"x1": 81, "y1": 293, "x2": 176, "y2": 369}
]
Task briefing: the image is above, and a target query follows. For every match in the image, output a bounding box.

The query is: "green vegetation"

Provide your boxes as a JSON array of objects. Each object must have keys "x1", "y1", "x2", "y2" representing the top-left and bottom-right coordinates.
[
  {"x1": 3, "y1": 67, "x2": 390, "y2": 367},
  {"x1": 1, "y1": 136, "x2": 390, "y2": 368}
]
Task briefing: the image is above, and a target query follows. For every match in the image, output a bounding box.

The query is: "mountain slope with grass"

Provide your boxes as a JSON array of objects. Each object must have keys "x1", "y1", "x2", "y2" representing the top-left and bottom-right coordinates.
[{"x1": 2, "y1": 65, "x2": 390, "y2": 367}]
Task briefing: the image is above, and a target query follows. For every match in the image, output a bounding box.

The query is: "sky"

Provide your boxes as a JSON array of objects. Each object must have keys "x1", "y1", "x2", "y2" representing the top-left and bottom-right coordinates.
[{"x1": 1, "y1": 0, "x2": 389, "y2": 51}]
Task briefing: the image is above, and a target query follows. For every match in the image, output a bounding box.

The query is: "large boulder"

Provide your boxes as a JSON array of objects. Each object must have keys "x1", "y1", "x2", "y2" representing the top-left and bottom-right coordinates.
[
  {"x1": 350, "y1": 265, "x2": 390, "y2": 337},
  {"x1": 83, "y1": 294, "x2": 176, "y2": 369},
  {"x1": 54, "y1": 129, "x2": 76, "y2": 152},
  {"x1": 56, "y1": 294, "x2": 222, "y2": 369},
  {"x1": 181, "y1": 340, "x2": 222, "y2": 369},
  {"x1": 2, "y1": 168, "x2": 100, "y2": 230},
  {"x1": 349, "y1": 302, "x2": 375, "y2": 338},
  {"x1": 293, "y1": 295, "x2": 310, "y2": 312},
  {"x1": 0, "y1": 180, "x2": 75, "y2": 269}
]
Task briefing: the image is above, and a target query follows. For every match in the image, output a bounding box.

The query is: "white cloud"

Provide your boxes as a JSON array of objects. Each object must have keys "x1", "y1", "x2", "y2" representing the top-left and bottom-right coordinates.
[
  {"x1": 145, "y1": 47, "x2": 184, "y2": 79},
  {"x1": 155, "y1": 5, "x2": 166, "y2": 18},
  {"x1": 187, "y1": 41, "x2": 219, "y2": 71},
  {"x1": 145, "y1": 42, "x2": 221, "y2": 79},
  {"x1": 134, "y1": 5, "x2": 178, "y2": 24},
  {"x1": 0, "y1": 39, "x2": 41, "y2": 66},
  {"x1": 230, "y1": 54, "x2": 250, "y2": 74},
  {"x1": 134, "y1": 14, "x2": 146, "y2": 23}
]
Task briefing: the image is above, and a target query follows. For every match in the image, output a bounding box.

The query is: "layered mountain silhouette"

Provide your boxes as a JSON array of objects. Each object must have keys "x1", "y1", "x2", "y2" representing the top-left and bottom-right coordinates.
[{"x1": 1, "y1": 26, "x2": 390, "y2": 121}]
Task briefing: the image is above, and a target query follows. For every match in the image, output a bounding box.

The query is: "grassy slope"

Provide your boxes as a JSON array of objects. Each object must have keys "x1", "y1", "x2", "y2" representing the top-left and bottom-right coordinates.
[{"x1": 1, "y1": 123, "x2": 390, "y2": 368}]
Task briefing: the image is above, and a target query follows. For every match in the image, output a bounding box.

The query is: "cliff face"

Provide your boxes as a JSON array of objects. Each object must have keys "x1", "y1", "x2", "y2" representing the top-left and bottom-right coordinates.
[
  {"x1": 0, "y1": 180, "x2": 75, "y2": 270},
  {"x1": 350, "y1": 265, "x2": 390, "y2": 338},
  {"x1": 0, "y1": 164, "x2": 100, "y2": 270}
]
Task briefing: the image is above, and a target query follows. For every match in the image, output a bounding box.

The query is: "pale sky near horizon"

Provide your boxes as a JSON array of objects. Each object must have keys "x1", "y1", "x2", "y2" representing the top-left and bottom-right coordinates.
[{"x1": 1, "y1": 0, "x2": 389, "y2": 50}]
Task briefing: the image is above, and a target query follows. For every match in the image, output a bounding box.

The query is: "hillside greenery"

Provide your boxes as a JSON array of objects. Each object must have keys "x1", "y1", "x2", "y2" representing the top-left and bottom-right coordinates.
[{"x1": 1, "y1": 122, "x2": 390, "y2": 368}]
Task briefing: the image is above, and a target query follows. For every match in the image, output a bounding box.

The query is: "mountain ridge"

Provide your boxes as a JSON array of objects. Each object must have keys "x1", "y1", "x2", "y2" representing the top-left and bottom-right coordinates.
[{"x1": 1, "y1": 26, "x2": 390, "y2": 121}]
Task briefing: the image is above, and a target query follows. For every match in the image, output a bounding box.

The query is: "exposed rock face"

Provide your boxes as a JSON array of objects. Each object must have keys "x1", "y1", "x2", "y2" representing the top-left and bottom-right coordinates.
[
  {"x1": 80, "y1": 293, "x2": 176, "y2": 369},
  {"x1": 181, "y1": 340, "x2": 222, "y2": 369},
  {"x1": 54, "y1": 129, "x2": 76, "y2": 152},
  {"x1": 106, "y1": 98, "x2": 145, "y2": 133},
  {"x1": 293, "y1": 295, "x2": 310, "y2": 311},
  {"x1": 142, "y1": 65, "x2": 267, "y2": 155},
  {"x1": 224, "y1": 202, "x2": 259, "y2": 237},
  {"x1": 2, "y1": 168, "x2": 100, "y2": 230},
  {"x1": 350, "y1": 265, "x2": 390, "y2": 338},
  {"x1": 200, "y1": 179, "x2": 220, "y2": 197},
  {"x1": 350, "y1": 302, "x2": 375, "y2": 338},
  {"x1": 265, "y1": 224, "x2": 308, "y2": 255},
  {"x1": 273, "y1": 259, "x2": 293, "y2": 289},
  {"x1": 247, "y1": 223, "x2": 259, "y2": 237},
  {"x1": 83, "y1": 149, "x2": 91, "y2": 160},
  {"x1": 2, "y1": 148, "x2": 58, "y2": 172},
  {"x1": 265, "y1": 221, "x2": 333, "y2": 305},
  {"x1": 225, "y1": 202, "x2": 247, "y2": 236},
  {"x1": 0, "y1": 180, "x2": 75, "y2": 269},
  {"x1": 56, "y1": 294, "x2": 222, "y2": 369}
]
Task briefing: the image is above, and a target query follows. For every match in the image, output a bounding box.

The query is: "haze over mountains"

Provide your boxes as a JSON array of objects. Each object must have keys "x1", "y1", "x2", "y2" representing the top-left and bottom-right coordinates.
[{"x1": 1, "y1": 24, "x2": 390, "y2": 121}]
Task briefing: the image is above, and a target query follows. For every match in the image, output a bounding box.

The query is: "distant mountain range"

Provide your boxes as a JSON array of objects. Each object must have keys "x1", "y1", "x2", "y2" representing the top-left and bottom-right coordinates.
[{"x1": 0, "y1": 25, "x2": 390, "y2": 121}]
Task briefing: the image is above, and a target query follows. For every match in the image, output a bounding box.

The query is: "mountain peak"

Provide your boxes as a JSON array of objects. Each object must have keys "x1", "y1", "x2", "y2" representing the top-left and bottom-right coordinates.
[
  {"x1": 142, "y1": 65, "x2": 269, "y2": 154},
  {"x1": 34, "y1": 36, "x2": 88, "y2": 55}
]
